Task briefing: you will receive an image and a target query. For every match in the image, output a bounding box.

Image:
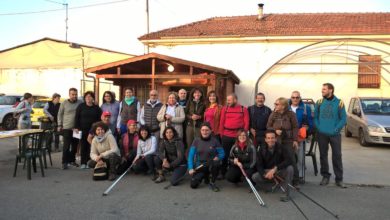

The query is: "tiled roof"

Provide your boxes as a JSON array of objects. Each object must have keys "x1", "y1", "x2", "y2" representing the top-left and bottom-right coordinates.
[{"x1": 139, "y1": 13, "x2": 390, "y2": 40}]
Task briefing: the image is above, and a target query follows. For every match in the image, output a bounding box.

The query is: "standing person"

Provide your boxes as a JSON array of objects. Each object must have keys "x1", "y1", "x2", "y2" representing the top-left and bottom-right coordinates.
[
  {"x1": 133, "y1": 125, "x2": 157, "y2": 175},
  {"x1": 58, "y1": 88, "x2": 82, "y2": 170},
  {"x1": 185, "y1": 88, "x2": 206, "y2": 148},
  {"x1": 140, "y1": 90, "x2": 163, "y2": 143},
  {"x1": 288, "y1": 91, "x2": 313, "y2": 183},
  {"x1": 226, "y1": 129, "x2": 256, "y2": 184},
  {"x1": 178, "y1": 89, "x2": 188, "y2": 108},
  {"x1": 204, "y1": 91, "x2": 222, "y2": 141},
  {"x1": 267, "y1": 97, "x2": 299, "y2": 187},
  {"x1": 14, "y1": 92, "x2": 34, "y2": 129},
  {"x1": 252, "y1": 130, "x2": 294, "y2": 202},
  {"x1": 219, "y1": 93, "x2": 249, "y2": 179},
  {"x1": 188, "y1": 122, "x2": 224, "y2": 192},
  {"x1": 157, "y1": 92, "x2": 185, "y2": 139},
  {"x1": 248, "y1": 92, "x2": 272, "y2": 148},
  {"x1": 118, "y1": 119, "x2": 139, "y2": 174},
  {"x1": 43, "y1": 93, "x2": 61, "y2": 152},
  {"x1": 314, "y1": 83, "x2": 347, "y2": 188},
  {"x1": 117, "y1": 88, "x2": 141, "y2": 136},
  {"x1": 88, "y1": 122, "x2": 121, "y2": 181},
  {"x1": 153, "y1": 127, "x2": 187, "y2": 185},
  {"x1": 100, "y1": 91, "x2": 120, "y2": 136},
  {"x1": 75, "y1": 91, "x2": 102, "y2": 169}
]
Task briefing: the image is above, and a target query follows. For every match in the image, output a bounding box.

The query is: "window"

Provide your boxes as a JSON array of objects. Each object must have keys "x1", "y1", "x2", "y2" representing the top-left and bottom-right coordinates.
[{"x1": 358, "y1": 55, "x2": 381, "y2": 88}]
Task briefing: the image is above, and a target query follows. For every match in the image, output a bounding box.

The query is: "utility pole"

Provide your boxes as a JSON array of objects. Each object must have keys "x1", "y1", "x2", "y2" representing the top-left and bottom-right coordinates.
[
  {"x1": 146, "y1": 0, "x2": 150, "y2": 54},
  {"x1": 45, "y1": 0, "x2": 68, "y2": 41}
]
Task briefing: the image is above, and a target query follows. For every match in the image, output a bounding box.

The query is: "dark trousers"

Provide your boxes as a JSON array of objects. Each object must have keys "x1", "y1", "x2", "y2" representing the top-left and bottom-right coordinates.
[
  {"x1": 283, "y1": 140, "x2": 299, "y2": 183},
  {"x1": 221, "y1": 135, "x2": 236, "y2": 175},
  {"x1": 132, "y1": 154, "x2": 155, "y2": 173},
  {"x1": 252, "y1": 165, "x2": 294, "y2": 195},
  {"x1": 62, "y1": 129, "x2": 78, "y2": 164},
  {"x1": 226, "y1": 165, "x2": 255, "y2": 183},
  {"x1": 117, "y1": 151, "x2": 136, "y2": 174},
  {"x1": 154, "y1": 157, "x2": 187, "y2": 186},
  {"x1": 317, "y1": 132, "x2": 343, "y2": 181},
  {"x1": 80, "y1": 129, "x2": 91, "y2": 165},
  {"x1": 87, "y1": 153, "x2": 120, "y2": 174},
  {"x1": 43, "y1": 122, "x2": 60, "y2": 150},
  {"x1": 190, "y1": 160, "x2": 221, "y2": 189}
]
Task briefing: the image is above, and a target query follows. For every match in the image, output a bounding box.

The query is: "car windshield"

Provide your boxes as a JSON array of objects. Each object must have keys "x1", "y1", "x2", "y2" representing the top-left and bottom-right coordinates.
[
  {"x1": 361, "y1": 99, "x2": 390, "y2": 115},
  {"x1": 0, "y1": 96, "x2": 17, "y2": 105},
  {"x1": 32, "y1": 101, "x2": 47, "y2": 108}
]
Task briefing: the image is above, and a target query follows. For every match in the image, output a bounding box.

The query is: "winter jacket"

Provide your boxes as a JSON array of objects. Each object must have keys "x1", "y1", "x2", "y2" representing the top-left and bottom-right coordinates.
[
  {"x1": 288, "y1": 100, "x2": 313, "y2": 132},
  {"x1": 121, "y1": 132, "x2": 139, "y2": 157},
  {"x1": 248, "y1": 104, "x2": 272, "y2": 138},
  {"x1": 314, "y1": 96, "x2": 347, "y2": 136},
  {"x1": 219, "y1": 104, "x2": 250, "y2": 138},
  {"x1": 58, "y1": 99, "x2": 82, "y2": 129},
  {"x1": 185, "y1": 99, "x2": 206, "y2": 127},
  {"x1": 204, "y1": 104, "x2": 222, "y2": 135},
  {"x1": 256, "y1": 142, "x2": 293, "y2": 176},
  {"x1": 137, "y1": 136, "x2": 157, "y2": 156},
  {"x1": 90, "y1": 132, "x2": 120, "y2": 161},
  {"x1": 229, "y1": 143, "x2": 257, "y2": 169},
  {"x1": 159, "y1": 138, "x2": 186, "y2": 168},
  {"x1": 157, "y1": 104, "x2": 185, "y2": 138},
  {"x1": 140, "y1": 99, "x2": 163, "y2": 131},
  {"x1": 101, "y1": 101, "x2": 120, "y2": 133},
  {"x1": 188, "y1": 136, "x2": 225, "y2": 170},
  {"x1": 14, "y1": 100, "x2": 32, "y2": 126},
  {"x1": 117, "y1": 98, "x2": 141, "y2": 128},
  {"x1": 75, "y1": 103, "x2": 102, "y2": 131},
  {"x1": 267, "y1": 110, "x2": 299, "y2": 143}
]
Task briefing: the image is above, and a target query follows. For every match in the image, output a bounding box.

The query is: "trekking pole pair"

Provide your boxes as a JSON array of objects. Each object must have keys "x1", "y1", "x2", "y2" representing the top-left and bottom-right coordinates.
[
  {"x1": 274, "y1": 174, "x2": 339, "y2": 219},
  {"x1": 238, "y1": 166, "x2": 266, "y2": 207}
]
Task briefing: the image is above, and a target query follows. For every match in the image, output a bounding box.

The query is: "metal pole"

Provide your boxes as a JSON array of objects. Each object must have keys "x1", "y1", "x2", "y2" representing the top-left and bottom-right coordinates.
[
  {"x1": 65, "y1": 3, "x2": 68, "y2": 42},
  {"x1": 146, "y1": 0, "x2": 150, "y2": 54}
]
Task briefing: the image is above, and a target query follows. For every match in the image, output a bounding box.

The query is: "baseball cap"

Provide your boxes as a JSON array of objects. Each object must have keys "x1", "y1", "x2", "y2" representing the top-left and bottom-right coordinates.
[{"x1": 102, "y1": 111, "x2": 111, "y2": 117}]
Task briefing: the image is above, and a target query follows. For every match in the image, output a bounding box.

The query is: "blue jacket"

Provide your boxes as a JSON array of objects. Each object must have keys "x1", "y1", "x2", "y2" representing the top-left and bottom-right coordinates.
[
  {"x1": 314, "y1": 96, "x2": 347, "y2": 136},
  {"x1": 288, "y1": 100, "x2": 313, "y2": 133},
  {"x1": 188, "y1": 137, "x2": 224, "y2": 170}
]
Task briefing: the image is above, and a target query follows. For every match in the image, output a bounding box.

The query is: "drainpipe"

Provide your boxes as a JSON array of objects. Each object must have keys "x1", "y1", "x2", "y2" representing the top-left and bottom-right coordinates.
[{"x1": 69, "y1": 43, "x2": 96, "y2": 94}]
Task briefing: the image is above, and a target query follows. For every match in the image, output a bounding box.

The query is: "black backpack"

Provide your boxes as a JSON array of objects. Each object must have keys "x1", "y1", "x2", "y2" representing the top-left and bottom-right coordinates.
[{"x1": 93, "y1": 162, "x2": 108, "y2": 181}]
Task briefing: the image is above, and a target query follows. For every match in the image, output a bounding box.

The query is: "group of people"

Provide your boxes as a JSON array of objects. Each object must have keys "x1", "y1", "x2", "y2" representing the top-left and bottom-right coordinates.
[{"x1": 15, "y1": 82, "x2": 347, "y2": 201}]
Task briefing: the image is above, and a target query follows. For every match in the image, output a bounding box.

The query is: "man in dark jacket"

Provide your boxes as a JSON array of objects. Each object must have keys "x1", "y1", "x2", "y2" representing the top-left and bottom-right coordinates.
[
  {"x1": 248, "y1": 92, "x2": 272, "y2": 148},
  {"x1": 252, "y1": 130, "x2": 294, "y2": 202}
]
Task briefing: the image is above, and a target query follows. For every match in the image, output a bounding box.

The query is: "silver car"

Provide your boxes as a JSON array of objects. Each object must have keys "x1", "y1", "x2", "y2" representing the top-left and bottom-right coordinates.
[{"x1": 345, "y1": 97, "x2": 390, "y2": 146}]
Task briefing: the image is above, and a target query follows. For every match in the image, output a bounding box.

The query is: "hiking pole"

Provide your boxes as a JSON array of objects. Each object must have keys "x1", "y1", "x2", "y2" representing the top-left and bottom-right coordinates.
[
  {"x1": 275, "y1": 175, "x2": 339, "y2": 219},
  {"x1": 274, "y1": 178, "x2": 309, "y2": 220},
  {"x1": 102, "y1": 162, "x2": 136, "y2": 196},
  {"x1": 238, "y1": 166, "x2": 266, "y2": 207},
  {"x1": 163, "y1": 164, "x2": 203, "y2": 190}
]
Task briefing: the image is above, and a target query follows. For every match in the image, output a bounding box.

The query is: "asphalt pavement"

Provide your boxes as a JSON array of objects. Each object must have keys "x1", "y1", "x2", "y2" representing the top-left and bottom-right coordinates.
[{"x1": 0, "y1": 136, "x2": 389, "y2": 220}]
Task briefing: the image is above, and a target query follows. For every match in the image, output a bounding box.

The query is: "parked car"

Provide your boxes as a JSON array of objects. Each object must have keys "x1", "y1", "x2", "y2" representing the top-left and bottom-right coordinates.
[
  {"x1": 345, "y1": 97, "x2": 390, "y2": 146},
  {"x1": 31, "y1": 98, "x2": 64, "y2": 127},
  {"x1": 0, "y1": 94, "x2": 48, "y2": 130}
]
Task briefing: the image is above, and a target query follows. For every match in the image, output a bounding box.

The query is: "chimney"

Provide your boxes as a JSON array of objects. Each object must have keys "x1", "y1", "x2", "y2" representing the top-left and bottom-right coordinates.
[{"x1": 258, "y1": 3, "x2": 264, "y2": 20}]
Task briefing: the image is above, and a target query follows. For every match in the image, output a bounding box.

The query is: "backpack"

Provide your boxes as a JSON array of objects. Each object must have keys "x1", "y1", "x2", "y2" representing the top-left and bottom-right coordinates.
[
  {"x1": 93, "y1": 162, "x2": 108, "y2": 181},
  {"x1": 13, "y1": 101, "x2": 26, "y2": 120}
]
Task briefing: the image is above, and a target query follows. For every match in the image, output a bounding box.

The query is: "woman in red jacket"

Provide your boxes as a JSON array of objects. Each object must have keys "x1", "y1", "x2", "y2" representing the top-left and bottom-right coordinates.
[{"x1": 203, "y1": 91, "x2": 222, "y2": 141}]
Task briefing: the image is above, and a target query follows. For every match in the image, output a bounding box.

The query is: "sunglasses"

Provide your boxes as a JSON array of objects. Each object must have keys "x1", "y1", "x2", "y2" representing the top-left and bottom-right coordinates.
[{"x1": 291, "y1": 96, "x2": 300, "y2": 99}]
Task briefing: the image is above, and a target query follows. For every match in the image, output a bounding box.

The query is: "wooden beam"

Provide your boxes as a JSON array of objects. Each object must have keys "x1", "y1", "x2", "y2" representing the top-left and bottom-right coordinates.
[
  {"x1": 152, "y1": 58, "x2": 155, "y2": 89},
  {"x1": 95, "y1": 77, "x2": 100, "y2": 105},
  {"x1": 117, "y1": 67, "x2": 121, "y2": 75},
  {"x1": 189, "y1": 66, "x2": 193, "y2": 75},
  {"x1": 96, "y1": 74, "x2": 215, "y2": 79}
]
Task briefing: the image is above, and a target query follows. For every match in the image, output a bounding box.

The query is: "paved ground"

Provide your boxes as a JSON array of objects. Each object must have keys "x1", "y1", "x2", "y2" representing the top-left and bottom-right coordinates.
[{"x1": 0, "y1": 136, "x2": 389, "y2": 220}]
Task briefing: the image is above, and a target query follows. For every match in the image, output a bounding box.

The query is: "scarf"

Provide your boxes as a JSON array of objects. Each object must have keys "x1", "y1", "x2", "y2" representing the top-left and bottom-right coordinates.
[
  {"x1": 96, "y1": 135, "x2": 105, "y2": 143},
  {"x1": 125, "y1": 96, "x2": 135, "y2": 106},
  {"x1": 238, "y1": 141, "x2": 247, "y2": 151}
]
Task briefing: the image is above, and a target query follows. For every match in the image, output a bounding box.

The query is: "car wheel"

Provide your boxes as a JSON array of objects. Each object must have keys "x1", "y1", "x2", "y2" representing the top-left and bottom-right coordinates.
[
  {"x1": 344, "y1": 125, "x2": 352, "y2": 137},
  {"x1": 359, "y1": 128, "x2": 368, "y2": 147},
  {"x1": 2, "y1": 114, "x2": 17, "y2": 130}
]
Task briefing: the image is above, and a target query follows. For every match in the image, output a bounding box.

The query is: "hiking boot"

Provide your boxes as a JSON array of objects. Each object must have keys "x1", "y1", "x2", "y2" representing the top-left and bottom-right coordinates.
[
  {"x1": 280, "y1": 195, "x2": 290, "y2": 202},
  {"x1": 336, "y1": 181, "x2": 347, "y2": 188},
  {"x1": 62, "y1": 163, "x2": 68, "y2": 170},
  {"x1": 69, "y1": 162, "x2": 80, "y2": 167},
  {"x1": 80, "y1": 164, "x2": 87, "y2": 169},
  {"x1": 109, "y1": 173, "x2": 117, "y2": 181},
  {"x1": 320, "y1": 177, "x2": 330, "y2": 186},
  {"x1": 209, "y1": 183, "x2": 220, "y2": 192},
  {"x1": 155, "y1": 175, "x2": 166, "y2": 183},
  {"x1": 299, "y1": 177, "x2": 305, "y2": 184},
  {"x1": 151, "y1": 173, "x2": 158, "y2": 181}
]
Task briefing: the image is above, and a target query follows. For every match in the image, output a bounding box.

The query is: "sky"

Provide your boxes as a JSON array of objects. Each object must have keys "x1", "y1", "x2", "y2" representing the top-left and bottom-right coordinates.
[{"x1": 0, "y1": 0, "x2": 389, "y2": 55}]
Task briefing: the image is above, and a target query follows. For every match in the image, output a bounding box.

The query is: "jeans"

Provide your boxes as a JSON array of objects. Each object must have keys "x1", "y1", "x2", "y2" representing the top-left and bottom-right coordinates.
[{"x1": 154, "y1": 156, "x2": 187, "y2": 186}]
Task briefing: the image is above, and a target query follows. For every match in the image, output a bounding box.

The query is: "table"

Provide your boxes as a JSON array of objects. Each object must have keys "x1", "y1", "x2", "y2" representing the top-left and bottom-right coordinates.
[{"x1": 0, "y1": 129, "x2": 43, "y2": 139}]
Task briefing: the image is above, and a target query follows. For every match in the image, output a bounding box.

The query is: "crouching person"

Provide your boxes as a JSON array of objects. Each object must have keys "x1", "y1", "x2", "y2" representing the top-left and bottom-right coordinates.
[
  {"x1": 154, "y1": 126, "x2": 187, "y2": 185},
  {"x1": 252, "y1": 130, "x2": 294, "y2": 202},
  {"x1": 132, "y1": 125, "x2": 157, "y2": 175},
  {"x1": 88, "y1": 122, "x2": 121, "y2": 181},
  {"x1": 117, "y1": 119, "x2": 139, "y2": 174},
  {"x1": 188, "y1": 122, "x2": 224, "y2": 192},
  {"x1": 226, "y1": 129, "x2": 256, "y2": 184}
]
